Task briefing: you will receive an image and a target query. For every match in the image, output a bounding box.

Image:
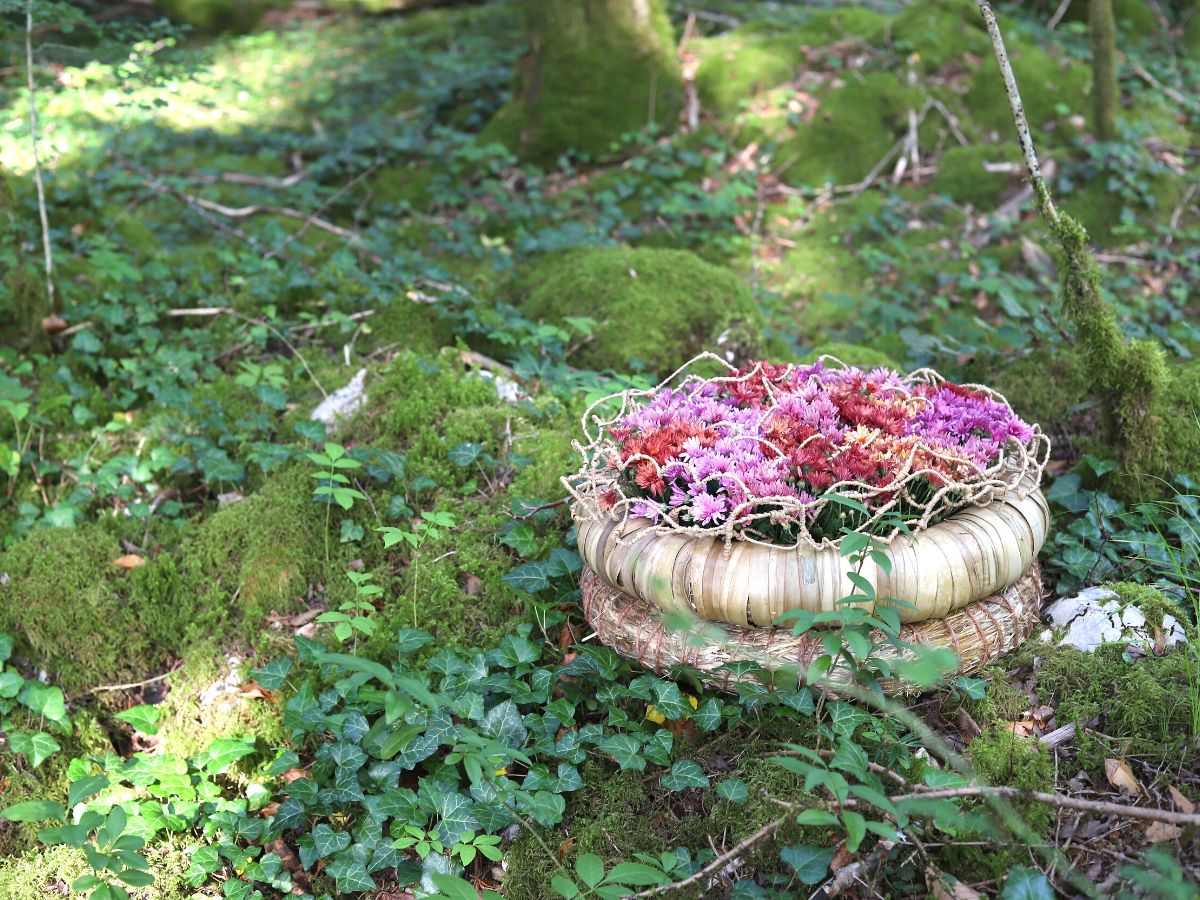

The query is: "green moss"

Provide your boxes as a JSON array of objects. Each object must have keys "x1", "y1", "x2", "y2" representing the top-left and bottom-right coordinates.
[
  {"x1": 1109, "y1": 582, "x2": 1188, "y2": 633},
  {"x1": 1023, "y1": 640, "x2": 1195, "y2": 759},
  {"x1": 152, "y1": 641, "x2": 288, "y2": 762},
  {"x1": 962, "y1": 666, "x2": 1031, "y2": 726},
  {"x1": 693, "y1": 23, "x2": 802, "y2": 121},
  {"x1": 964, "y1": 44, "x2": 1090, "y2": 144},
  {"x1": 799, "y1": 342, "x2": 900, "y2": 370},
  {"x1": 0, "y1": 712, "x2": 112, "y2": 857},
  {"x1": 484, "y1": 0, "x2": 682, "y2": 164},
  {"x1": 0, "y1": 526, "x2": 211, "y2": 694},
  {"x1": 156, "y1": 0, "x2": 273, "y2": 32},
  {"x1": 891, "y1": 0, "x2": 990, "y2": 70},
  {"x1": 368, "y1": 299, "x2": 455, "y2": 358},
  {"x1": 516, "y1": 246, "x2": 766, "y2": 374},
  {"x1": 180, "y1": 464, "x2": 325, "y2": 634},
  {"x1": 778, "y1": 72, "x2": 920, "y2": 187},
  {"x1": 0, "y1": 844, "x2": 192, "y2": 899},
  {"x1": 1091, "y1": 0, "x2": 1119, "y2": 141},
  {"x1": 931, "y1": 144, "x2": 1022, "y2": 208},
  {"x1": 1111, "y1": 0, "x2": 1162, "y2": 38},
  {"x1": 971, "y1": 349, "x2": 1091, "y2": 426}
]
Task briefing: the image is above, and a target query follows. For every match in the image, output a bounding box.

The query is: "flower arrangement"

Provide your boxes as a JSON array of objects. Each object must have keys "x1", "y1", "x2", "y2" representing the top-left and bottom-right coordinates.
[{"x1": 568, "y1": 355, "x2": 1049, "y2": 547}]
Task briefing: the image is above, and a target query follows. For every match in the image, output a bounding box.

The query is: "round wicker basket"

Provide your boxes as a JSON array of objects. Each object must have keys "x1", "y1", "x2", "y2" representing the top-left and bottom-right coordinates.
[
  {"x1": 576, "y1": 476, "x2": 1048, "y2": 628},
  {"x1": 580, "y1": 563, "x2": 1042, "y2": 695}
]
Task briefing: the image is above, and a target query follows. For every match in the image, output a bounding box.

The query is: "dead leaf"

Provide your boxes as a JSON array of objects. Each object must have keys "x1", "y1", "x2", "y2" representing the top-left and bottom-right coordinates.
[
  {"x1": 956, "y1": 705, "x2": 982, "y2": 741},
  {"x1": 927, "y1": 867, "x2": 981, "y2": 900},
  {"x1": 237, "y1": 682, "x2": 275, "y2": 702},
  {"x1": 111, "y1": 554, "x2": 145, "y2": 569},
  {"x1": 557, "y1": 837, "x2": 575, "y2": 859},
  {"x1": 1104, "y1": 758, "x2": 1143, "y2": 796},
  {"x1": 280, "y1": 767, "x2": 308, "y2": 784},
  {"x1": 1168, "y1": 785, "x2": 1195, "y2": 814},
  {"x1": 459, "y1": 572, "x2": 483, "y2": 596},
  {"x1": 1145, "y1": 822, "x2": 1182, "y2": 843},
  {"x1": 829, "y1": 841, "x2": 852, "y2": 873}
]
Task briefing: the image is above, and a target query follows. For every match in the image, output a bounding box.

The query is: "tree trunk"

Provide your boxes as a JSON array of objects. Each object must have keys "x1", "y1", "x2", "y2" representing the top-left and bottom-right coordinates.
[
  {"x1": 485, "y1": 0, "x2": 682, "y2": 164},
  {"x1": 1090, "y1": 0, "x2": 1118, "y2": 141}
]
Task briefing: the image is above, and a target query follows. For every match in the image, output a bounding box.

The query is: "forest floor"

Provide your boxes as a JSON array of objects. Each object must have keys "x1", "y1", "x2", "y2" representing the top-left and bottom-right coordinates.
[{"x1": 0, "y1": 0, "x2": 1198, "y2": 897}]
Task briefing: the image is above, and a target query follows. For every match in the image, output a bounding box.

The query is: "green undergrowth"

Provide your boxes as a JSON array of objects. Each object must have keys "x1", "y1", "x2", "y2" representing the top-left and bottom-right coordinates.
[{"x1": 0, "y1": 844, "x2": 191, "y2": 899}]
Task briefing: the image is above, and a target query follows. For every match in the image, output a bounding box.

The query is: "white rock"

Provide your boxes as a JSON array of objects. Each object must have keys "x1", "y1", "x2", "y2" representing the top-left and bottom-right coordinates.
[
  {"x1": 310, "y1": 368, "x2": 367, "y2": 434},
  {"x1": 1043, "y1": 586, "x2": 1187, "y2": 653}
]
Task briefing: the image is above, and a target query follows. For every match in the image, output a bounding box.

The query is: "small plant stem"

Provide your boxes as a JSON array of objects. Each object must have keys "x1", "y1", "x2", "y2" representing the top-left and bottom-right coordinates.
[{"x1": 25, "y1": 0, "x2": 55, "y2": 314}]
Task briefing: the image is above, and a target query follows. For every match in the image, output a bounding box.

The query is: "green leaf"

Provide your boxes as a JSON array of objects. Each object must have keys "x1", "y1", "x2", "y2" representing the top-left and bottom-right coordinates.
[
  {"x1": 500, "y1": 561, "x2": 552, "y2": 594},
  {"x1": 780, "y1": 843, "x2": 834, "y2": 885},
  {"x1": 660, "y1": 760, "x2": 709, "y2": 792},
  {"x1": 1000, "y1": 866, "x2": 1055, "y2": 900},
  {"x1": 67, "y1": 774, "x2": 109, "y2": 809},
  {"x1": 184, "y1": 845, "x2": 221, "y2": 887},
  {"x1": 716, "y1": 778, "x2": 748, "y2": 804},
  {"x1": 575, "y1": 853, "x2": 605, "y2": 888},
  {"x1": 1, "y1": 800, "x2": 65, "y2": 823},
  {"x1": 480, "y1": 700, "x2": 527, "y2": 749},
  {"x1": 114, "y1": 705, "x2": 161, "y2": 735},
  {"x1": 0, "y1": 634, "x2": 13, "y2": 665},
  {"x1": 448, "y1": 443, "x2": 484, "y2": 467},
  {"x1": 311, "y1": 823, "x2": 351, "y2": 859},
  {"x1": 249, "y1": 657, "x2": 293, "y2": 690},
  {"x1": 794, "y1": 808, "x2": 840, "y2": 827},
  {"x1": 598, "y1": 734, "x2": 644, "y2": 771},
  {"x1": 500, "y1": 523, "x2": 540, "y2": 557},
  {"x1": 430, "y1": 873, "x2": 482, "y2": 900},
  {"x1": 193, "y1": 737, "x2": 256, "y2": 775},
  {"x1": 9, "y1": 731, "x2": 60, "y2": 768},
  {"x1": 841, "y1": 809, "x2": 867, "y2": 852},
  {"x1": 551, "y1": 874, "x2": 580, "y2": 898},
  {"x1": 604, "y1": 861, "x2": 669, "y2": 886}
]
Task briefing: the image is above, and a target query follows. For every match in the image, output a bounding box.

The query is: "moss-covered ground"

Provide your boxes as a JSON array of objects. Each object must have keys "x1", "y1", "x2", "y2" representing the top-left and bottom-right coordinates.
[{"x1": 0, "y1": 0, "x2": 1196, "y2": 895}]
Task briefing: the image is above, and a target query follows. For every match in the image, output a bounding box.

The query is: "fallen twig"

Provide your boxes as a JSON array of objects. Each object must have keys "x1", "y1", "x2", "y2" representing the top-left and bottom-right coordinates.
[{"x1": 26, "y1": 0, "x2": 55, "y2": 314}]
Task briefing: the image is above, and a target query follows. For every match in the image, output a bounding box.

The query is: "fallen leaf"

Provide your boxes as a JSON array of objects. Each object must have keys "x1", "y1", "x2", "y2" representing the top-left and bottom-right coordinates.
[
  {"x1": 645, "y1": 704, "x2": 666, "y2": 725},
  {"x1": 1145, "y1": 822, "x2": 1182, "y2": 843},
  {"x1": 927, "y1": 867, "x2": 981, "y2": 900},
  {"x1": 956, "y1": 706, "x2": 982, "y2": 741},
  {"x1": 830, "y1": 842, "x2": 852, "y2": 873},
  {"x1": 1168, "y1": 786, "x2": 1195, "y2": 814},
  {"x1": 112, "y1": 554, "x2": 145, "y2": 569},
  {"x1": 237, "y1": 682, "x2": 275, "y2": 702},
  {"x1": 557, "y1": 837, "x2": 574, "y2": 859},
  {"x1": 1104, "y1": 758, "x2": 1143, "y2": 796},
  {"x1": 280, "y1": 768, "x2": 308, "y2": 784}
]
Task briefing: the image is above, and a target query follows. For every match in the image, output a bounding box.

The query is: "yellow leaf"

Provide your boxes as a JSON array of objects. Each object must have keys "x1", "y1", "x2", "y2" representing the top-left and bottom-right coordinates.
[
  {"x1": 494, "y1": 767, "x2": 508, "y2": 777},
  {"x1": 645, "y1": 704, "x2": 666, "y2": 725},
  {"x1": 1104, "y1": 758, "x2": 1143, "y2": 796},
  {"x1": 111, "y1": 554, "x2": 145, "y2": 569},
  {"x1": 685, "y1": 694, "x2": 699, "y2": 710}
]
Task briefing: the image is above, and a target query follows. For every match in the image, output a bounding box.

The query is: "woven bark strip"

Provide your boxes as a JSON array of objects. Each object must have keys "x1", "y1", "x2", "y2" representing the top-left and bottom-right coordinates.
[
  {"x1": 581, "y1": 563, "x2": 1043, "y2": 696},
  {"x1": 577, "y1": 476, "x2": 1048, "y2": 626}
]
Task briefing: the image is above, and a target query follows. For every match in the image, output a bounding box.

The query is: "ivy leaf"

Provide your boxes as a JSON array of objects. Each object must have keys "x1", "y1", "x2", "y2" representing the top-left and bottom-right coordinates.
[
  {"x1": 500, "y1": 523, "x2": 540, "y2": 557},
  {"x1": 522, "y1": 790, "x2": 566, "y2": 827},
  {"x1": 692, "y1": 698, "x2": 722, "y2": 731},
  {"x1": 114, "y1": 705, "x2": 161, "y2": 735},
  {"x1": 598, "y1": 734, "x2": 644, "y2": 771},
  {"x1": 194, "y1": 737, "x2": 256, "y2": 776},
  {"x1": 716, "y1": 778, "x2": 748, "y2": 804},
  {"x1": 9, "y1": 731, "x2": 60, "y2": 768},
  {"x1": 327, "y1": 850, "x2": 375, "y2": 892},
  {"x1": 67, "y1": 774, "x2": 109, "y2": 809},
  {"x1": 248, "y1": 657, "x2": 292, "y2": 691},
  {"x1": 1001, "y1": 867, "x2": 1055, "y2": 900},
  {"x1": 184, "y1": 845, "x2": 221, "y2": 887},
  {"x1": 433, "y1": 793, "x2": 479, "y2": 844},
  {"x1": 660, "y1": 760, "x2": 709, "y2": 792},
  {"x1": 500, "y1": 561, "x2": 552, "y2": 594},
  {"x1": 480, "y1": 700, "x2": 528, "y2": 749},
  {"x1": 18, "y1": 682, "x2": 69, "y2": 731},
  {"x1": 311, "y1": 823, "x2": 351, "y2": 859},
  {"x1": 448, "y1": 443, "x2": 484, "y2": 467},
  {"x1": 780, "y1": 843, "x2": 834, "y2": 885}
]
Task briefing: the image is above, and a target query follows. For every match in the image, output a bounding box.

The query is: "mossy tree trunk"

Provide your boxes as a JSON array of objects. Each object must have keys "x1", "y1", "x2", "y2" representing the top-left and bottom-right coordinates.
[
  {"x1": 1090, "y1": 0, "x2": 1118, "y2": 141},
  {"x1": 484, "y1": 0, "x2": 682, "y2": 165}
]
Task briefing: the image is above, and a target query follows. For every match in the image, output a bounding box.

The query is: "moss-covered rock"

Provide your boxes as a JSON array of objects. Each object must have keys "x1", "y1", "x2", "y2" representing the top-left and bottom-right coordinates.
[
  {"x1": 891, "y1": 0, "x2": 990, "y2": 70},
  {"x1": 964, "y1": 43, "x2": 1090, "y2": 144},
  {"x1": 0, "y1": 527, "x2": 212, "y2": 693},
  {"x1": 516, "y1": 246, "x2": 768, "y2": 374},
  {"x1": 800, "y1": 342, "x2": 900, "y2": 370},
  {"x1": 179, "y1": 464, "x2": 326, "y2": 635},
  {"x1": 155, "y1": 0, "x2": 274, "y2": 32},
  {"x1": 777, "y1": 72, "x2": 920, "y2": 187},
  {"x1": 484, "y1": 0, "x2": 682, "y2": 164},
  {"x1": 931, "y1": 143, "x2": 1023, "y2": 208}
]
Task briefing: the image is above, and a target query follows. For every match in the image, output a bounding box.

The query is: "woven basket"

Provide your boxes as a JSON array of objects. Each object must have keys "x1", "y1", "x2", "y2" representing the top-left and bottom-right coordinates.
[
  {"x1": 576, "y1": 476, "x2": 1048, "y2": 628},
  {"x1": 580, "y1": 563, "x2": 1042, "y2": 695}
]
